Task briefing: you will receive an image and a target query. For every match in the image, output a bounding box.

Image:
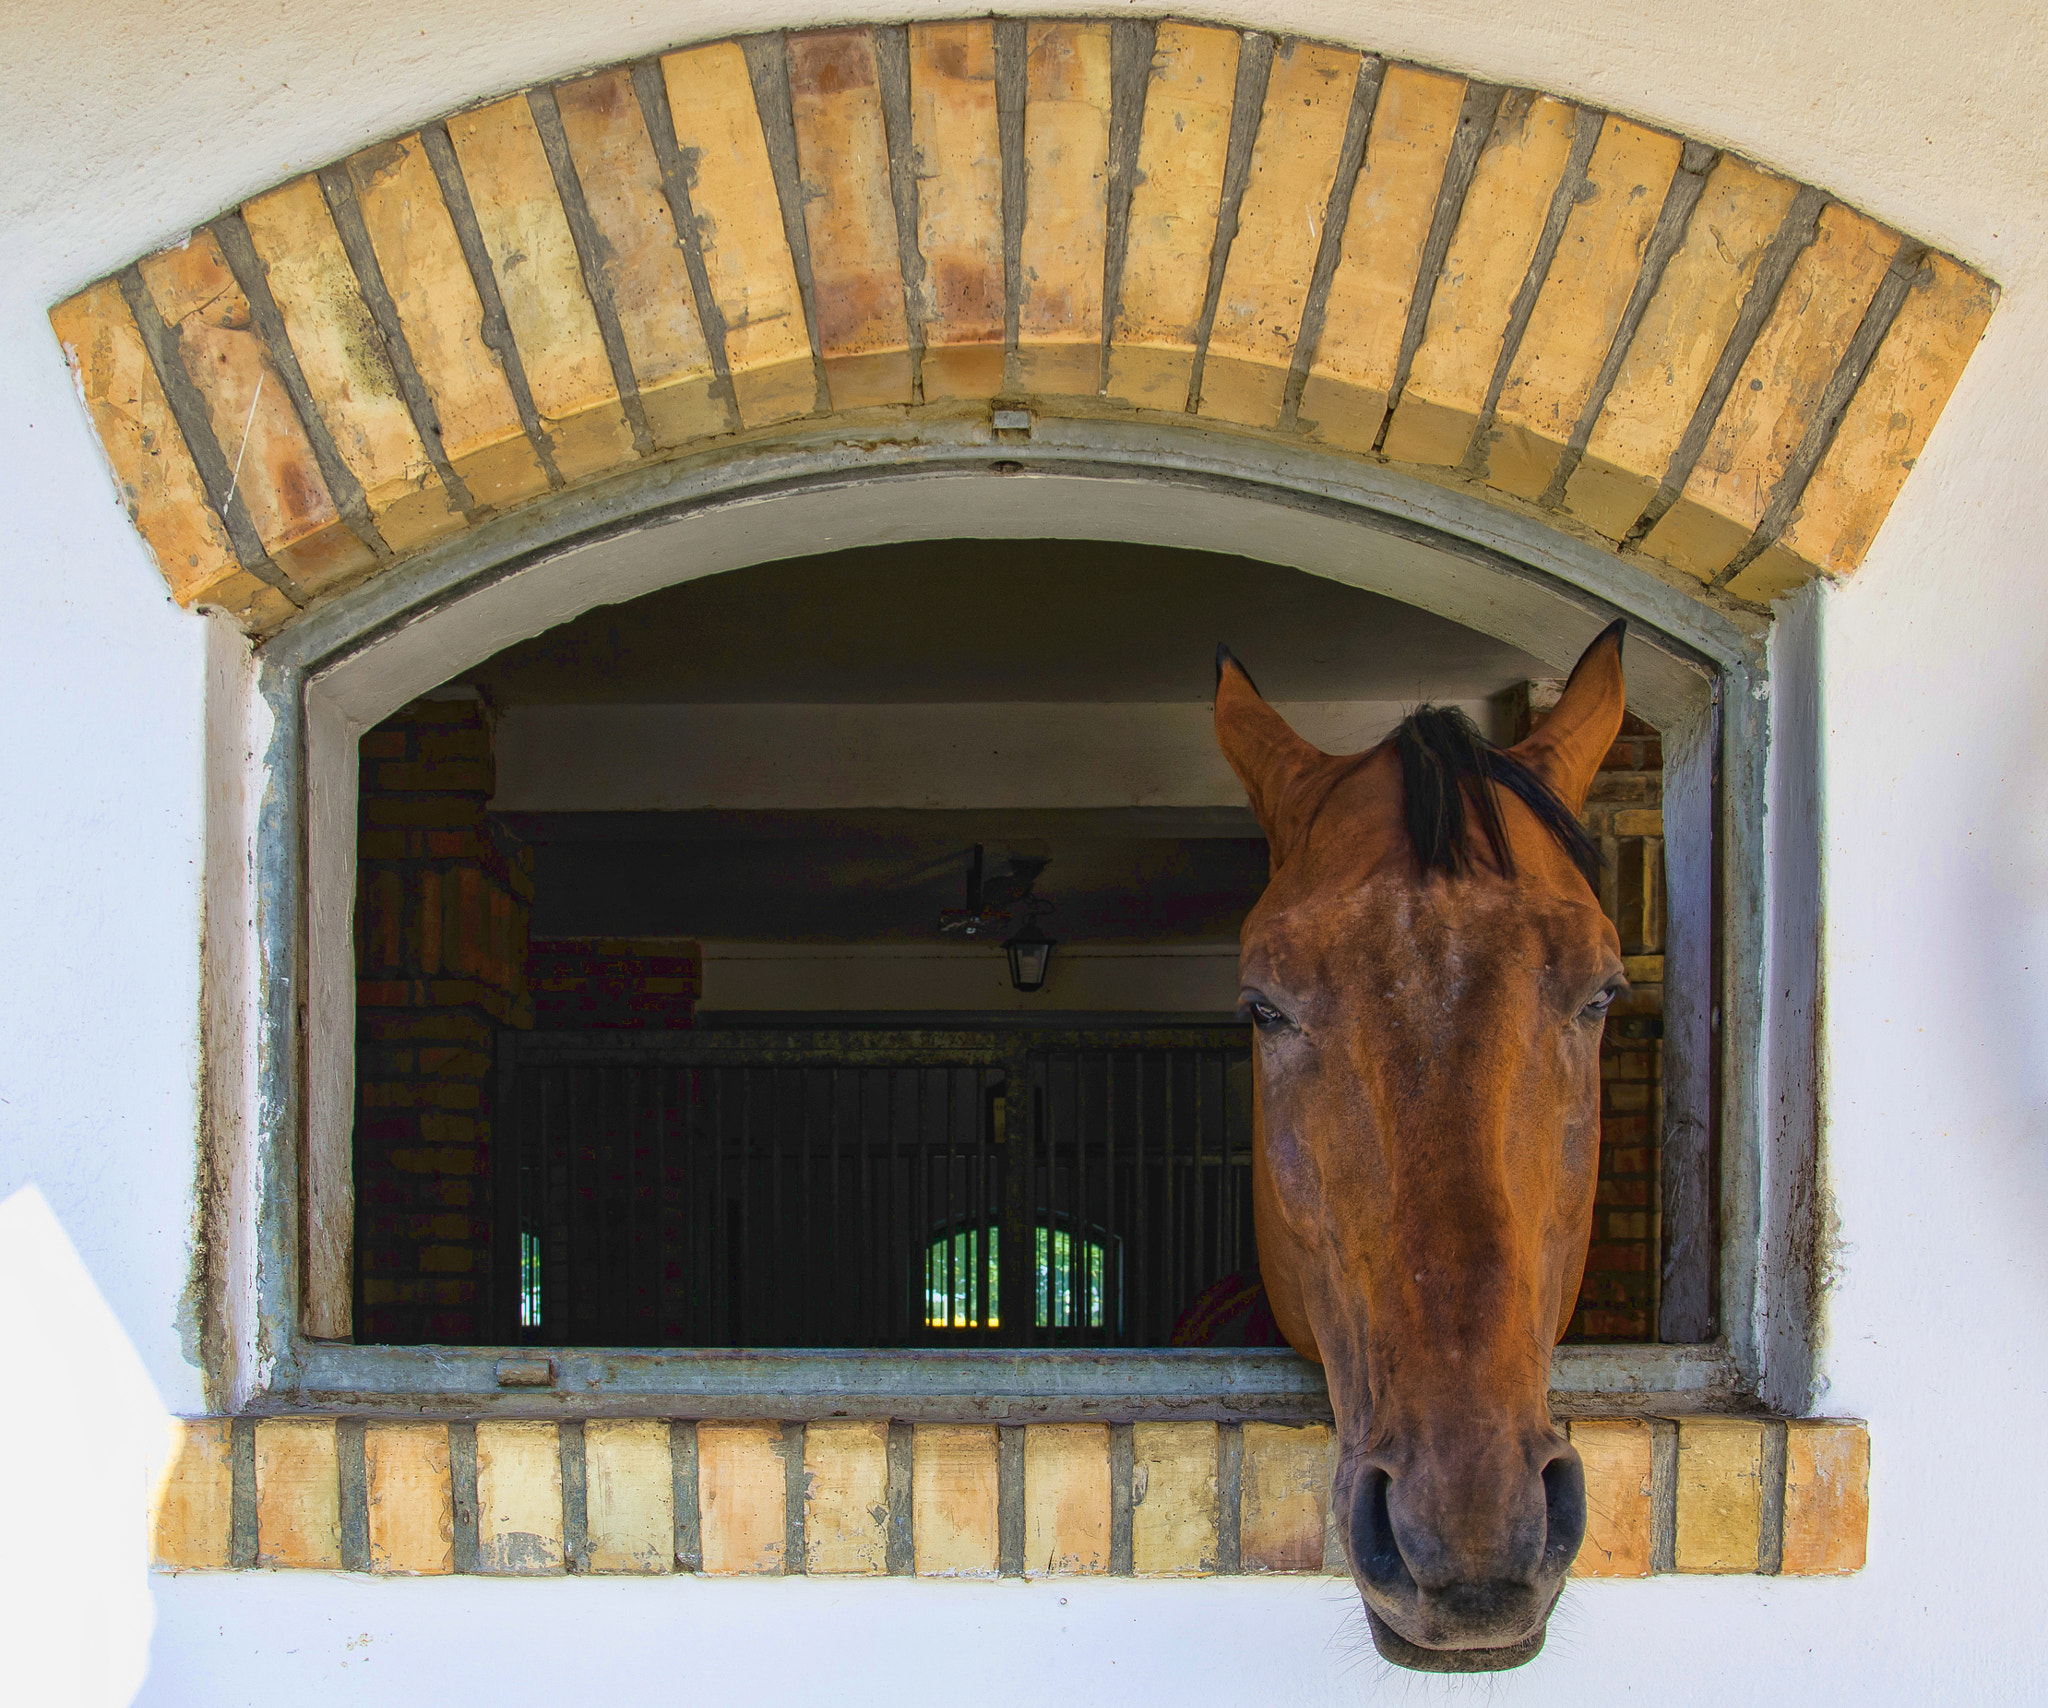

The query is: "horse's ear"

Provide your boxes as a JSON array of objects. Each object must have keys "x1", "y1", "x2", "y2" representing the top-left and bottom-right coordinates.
[
  {"x1": 1509, "y1": 620, "x2": 1628, "y2": 813},
  {"x1": 1215, "y1": 646, "x2": 1330, "y2": 862}
]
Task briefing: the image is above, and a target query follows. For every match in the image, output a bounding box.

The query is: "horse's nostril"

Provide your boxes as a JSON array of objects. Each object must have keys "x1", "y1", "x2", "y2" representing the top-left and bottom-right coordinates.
[
  {"x1": 1351, "y1": 1470, "x2": 1416, "y2": 1596},
  {"x1": 1541, "y1": 1452, "x2": 1587, "y2": 1575}
]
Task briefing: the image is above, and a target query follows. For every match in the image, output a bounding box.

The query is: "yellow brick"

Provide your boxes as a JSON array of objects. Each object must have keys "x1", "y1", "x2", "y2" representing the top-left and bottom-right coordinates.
[
  {"x1": 149, "y1": 276, "x2": 360, "y2": 607},
  {"x1": 1780, "y1": 252, "x2": 1997, "y2": 577},
  {"x1": 1569, "y1": 1419, "x2": 1653, "y2": 1578},
  {"x1": 1240, "y1": 1422, "x2": 1330, "y2": 1572},
  {"x1": 447, "y1": 94, "x2": 634, "y2": 483},
  {"x1": 1488, "y1": 118, "x2": 1684, "y2": 498},
  {"x1": 662, "y1": 42, "x2": 815, "y2": 426},
  {"x1": 1382, "y1": 91, "x2": 1579, "y2": 467},
  {"x1": 1131, "y1": 1422, "x2": 1218, "y2": 1575},
  {"x1": 699, "y1": 1421, "x2": 787, "y2": 1574},
  {"x1": 1201, "y1": 40, "x2": 1359, "y2": 428},
  {"x1": 1018, "y1": 21, "x2": 1110, "y2": 394},
  {"x1": 911, "y1": 22, "x2": 1004, "y2": 400},
  {"x1": 255, "y1": 1419, "x2": 339, "y2": 1569},
  {"x1": 1720, "y1": 540, "x2": 1817, "y2": 604},
  {"x1": 1565, "y1": 156, "x2": 1801, "y2": 539},
  {"x1": 1299, "y1": 64, "x2": 1465, "y2": 451},
  {"x1": 1643, "y1": 201, "x2": 1899, "y2": 580},
  {"x1": 1023, "y1": 1423, "x2": 1109, "y2": 1576},
  {"x1": 138, "y1": 232, "x2": 375, "y2": 598},
  {"x1": 804, "y1": 1419, "x2": 890, "y2": 1575},
  {"x1": 788, "y1": 28, "x2": 912, "y2": 410},
  {"x1": 1781, "y1": 1421, "x2": 1870, "y2": 1576},
  {"x1": 475, "y1": 1420, "x2": 563, "y2": 1574},
  {"x1": 585, "y1": 1419, "x2": 674, "y2": 1574},
  {"x1": 1106, "y1": 22, "x2": 1239, "y2": 411},
  {"x1": 49, "y1": 280, "x2": 240, "y2": 605},
  {"x1": 150, "y1": 1419, "x2": 232, "y2": 1570},
  {"x1": 365, "y1": 1423, "x2": 453, "y2": 1575},
  {"x1": 240, "y1": 176, "x2": 462, "y2": 553},
  {"x1": 554, "y1": 69, "x2": 725, "y2": 449},
  {"x1": 346, "y1": 133, "x2": 549, "y2": 511},
  {"x1": 1674, "y1": 1418, "x2": 1764, "y2": 1573},
  {"x1": 913, "y1": 1424, "x2": 999, "y2": 1577}
]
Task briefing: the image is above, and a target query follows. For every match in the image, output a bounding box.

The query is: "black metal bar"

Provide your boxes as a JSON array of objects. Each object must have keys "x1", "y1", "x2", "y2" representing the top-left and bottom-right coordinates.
[
  {"x1": 1135, "y1": 1052, "x2": 1149, "y2": 1345},
  {"x1": 1164, "y1": 1052, "x2": 1179, "y2": 1334},
  {"x1": 829, "y1": 1068, "x2": 844, "y2": 1344},
  {"x1": 769, "y1": 1068, "x2": 785, "y2": 1344},
  {"x1": 858, "y1": 1067, "x2": 874, "y2": 1346},
  {"x1": 712, "y1": 1069, "x2": 729, "y2": 1345},
  {"x1": 1072, "y1": 1051, "x2": 1088, "y2": 1342},
  {"x1": 1104, "y1": 1051, "x2": 1118, "y2": 1344}
]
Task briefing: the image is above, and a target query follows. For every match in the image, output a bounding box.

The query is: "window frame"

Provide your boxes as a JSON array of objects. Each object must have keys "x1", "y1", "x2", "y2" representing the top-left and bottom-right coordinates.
[{"x1": 204, "y1": 420, "x2": 1799, "y2": 1421}]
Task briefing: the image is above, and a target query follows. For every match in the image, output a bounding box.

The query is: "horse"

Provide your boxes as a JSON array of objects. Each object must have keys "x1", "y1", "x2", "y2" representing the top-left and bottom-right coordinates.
[{"x1": 1212, "y1": 619, "x2": 1628, "y2": 1672}]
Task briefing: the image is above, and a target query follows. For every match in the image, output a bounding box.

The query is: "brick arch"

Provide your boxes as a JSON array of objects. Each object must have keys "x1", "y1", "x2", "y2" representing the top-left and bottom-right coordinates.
[{"x1": 52, "y1": 19, "x2": 1996, "y2": 633}]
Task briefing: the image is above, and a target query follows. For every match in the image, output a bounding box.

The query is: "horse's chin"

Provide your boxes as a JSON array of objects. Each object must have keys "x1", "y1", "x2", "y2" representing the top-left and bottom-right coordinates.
[{"x1": 1362, "y1": 1605, "x2": 1549, "y2": 1674}]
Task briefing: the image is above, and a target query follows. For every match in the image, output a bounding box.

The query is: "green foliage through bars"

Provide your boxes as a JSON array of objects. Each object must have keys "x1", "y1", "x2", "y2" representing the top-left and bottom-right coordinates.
[{"x1": 925, "y1": 1226, "x2": 1108, "y2": 1330}]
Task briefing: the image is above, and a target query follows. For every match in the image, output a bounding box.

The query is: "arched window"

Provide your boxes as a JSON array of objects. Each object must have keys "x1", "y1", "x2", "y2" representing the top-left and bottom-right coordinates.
[{"x1": 926, "y1": 1222, "x2": 1119, "y2": 1333}]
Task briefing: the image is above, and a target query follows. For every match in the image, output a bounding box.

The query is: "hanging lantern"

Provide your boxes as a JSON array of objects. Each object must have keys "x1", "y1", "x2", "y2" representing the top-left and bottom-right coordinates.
[{"x1": 1002, "y1": 916, "x2": 1057, "y2": 993}]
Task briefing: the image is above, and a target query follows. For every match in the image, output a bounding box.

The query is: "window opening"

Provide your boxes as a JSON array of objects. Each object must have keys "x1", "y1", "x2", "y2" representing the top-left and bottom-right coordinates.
[{"x1": 347, "y1": 538, "x2": 1689, "y2": 1354}]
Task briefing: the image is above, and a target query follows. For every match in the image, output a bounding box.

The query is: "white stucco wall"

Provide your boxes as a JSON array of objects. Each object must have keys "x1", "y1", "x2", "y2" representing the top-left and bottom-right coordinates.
[{"x1": 2, "y1": 1, "x2": 2045, "y2": 1702}]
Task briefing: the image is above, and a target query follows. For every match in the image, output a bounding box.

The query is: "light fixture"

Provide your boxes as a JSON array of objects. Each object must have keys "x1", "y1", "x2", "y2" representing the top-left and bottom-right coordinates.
[
  {"x1": 1003, "y1": 913, "x2": 1057, "y2": 993},
  {"x1": 940, "y1": 846, "x2": 1057, "y2": 990}
]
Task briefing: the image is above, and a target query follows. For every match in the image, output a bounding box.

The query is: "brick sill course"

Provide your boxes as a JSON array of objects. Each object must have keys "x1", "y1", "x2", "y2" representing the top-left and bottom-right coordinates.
[{"x1": 151, "y1": 1415, "x2": 1867, "y2": 1579}]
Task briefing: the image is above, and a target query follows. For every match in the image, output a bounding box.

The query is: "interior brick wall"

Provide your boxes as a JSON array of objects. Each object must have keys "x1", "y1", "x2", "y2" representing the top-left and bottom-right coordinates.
[
  {"x1": 1516, "y1": 687, "x2": 1666, "y2": 1342},
  {"x1": 528, "y1": 939, "x2": 701, "y2": 1030},
  {"x1": 353, "y1": 695, "x2": 533, "y2": 1343},
  {"x1": 353, "y1": 700, "x2": 702, "y2": 1343}
]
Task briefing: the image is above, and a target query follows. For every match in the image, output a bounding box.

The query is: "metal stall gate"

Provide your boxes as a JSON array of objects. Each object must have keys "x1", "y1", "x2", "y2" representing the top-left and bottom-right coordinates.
[{"x1": 495, "y1": 1027, "x2": 1254, "y2": 1348}]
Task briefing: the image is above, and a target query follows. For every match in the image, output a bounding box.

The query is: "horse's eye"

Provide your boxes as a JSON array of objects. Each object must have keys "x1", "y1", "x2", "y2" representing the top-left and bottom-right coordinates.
[
  {"x1": 1580, "y1": 984, "x2": 1622, "y2": 1021},
  {"x1": 1240, "y1": 996, "x2": 1294, "y2": 1032}
]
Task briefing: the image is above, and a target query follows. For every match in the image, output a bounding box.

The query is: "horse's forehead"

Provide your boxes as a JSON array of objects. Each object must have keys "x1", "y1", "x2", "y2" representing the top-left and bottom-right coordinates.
[{"x1": 1248, "y1": 830, "x2": 1598, "y2": 983}]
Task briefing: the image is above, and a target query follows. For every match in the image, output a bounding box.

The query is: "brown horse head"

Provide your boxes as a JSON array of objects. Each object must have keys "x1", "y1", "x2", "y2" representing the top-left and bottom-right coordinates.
[{"x1": 1215, "y1": 622, "x2": 1628, "y2": 1672}]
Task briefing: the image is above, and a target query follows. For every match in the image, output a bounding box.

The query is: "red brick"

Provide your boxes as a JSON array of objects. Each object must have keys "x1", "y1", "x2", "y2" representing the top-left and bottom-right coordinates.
[
  {"x1": 418, "y1": 729, "x2": 491, "y2": 760},
  {"x1": 375, "y1": 759, "x2": 493, "y2": 794},
  {"x1": 360, "y1": 729, "x2": 409, "y2": 759},
  {"x1": 418, "y1": 1046, "x2": 492, "y2": 1080},
  {"x1": 365, "y1": 796, "x2": 482, "y2": 829},
  {"x1": 388, "y1": 1148, "x2": 482, "y2": 1176}
]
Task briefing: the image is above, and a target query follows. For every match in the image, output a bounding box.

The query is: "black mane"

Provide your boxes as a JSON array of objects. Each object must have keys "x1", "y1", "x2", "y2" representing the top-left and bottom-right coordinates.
[{"x1": 1393, "y1": 705, "x2": 1602, "y2": 889}]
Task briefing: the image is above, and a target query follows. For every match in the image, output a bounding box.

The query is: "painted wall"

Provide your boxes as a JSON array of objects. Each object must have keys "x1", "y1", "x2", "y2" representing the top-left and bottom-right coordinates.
[{"x1": 2, "y1": 2, "x2": 2045, "y2": 1704}]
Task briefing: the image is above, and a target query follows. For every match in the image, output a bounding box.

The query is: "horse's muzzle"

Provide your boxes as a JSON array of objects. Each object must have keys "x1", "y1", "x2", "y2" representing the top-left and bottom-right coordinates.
[{"x1": 1346, "y1": 1443, "x2": 1586, "y2": 1673}]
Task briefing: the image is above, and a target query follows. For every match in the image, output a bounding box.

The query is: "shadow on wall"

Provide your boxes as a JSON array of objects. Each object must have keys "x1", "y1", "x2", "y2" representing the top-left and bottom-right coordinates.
[{"x1": 0, "y1": 1184, "x2": 164, "y2": 1705}]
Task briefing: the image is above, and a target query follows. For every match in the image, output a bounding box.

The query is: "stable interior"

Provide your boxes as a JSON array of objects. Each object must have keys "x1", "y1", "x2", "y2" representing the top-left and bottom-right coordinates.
[{"x1": 349, "y1": 539, "x2": 1668, "y2": 1350}]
